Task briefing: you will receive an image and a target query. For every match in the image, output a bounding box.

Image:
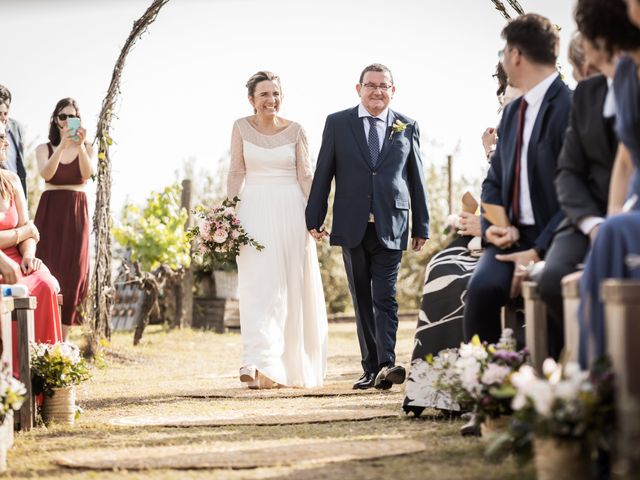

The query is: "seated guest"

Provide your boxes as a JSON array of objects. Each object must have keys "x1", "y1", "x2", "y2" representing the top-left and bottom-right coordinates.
[
  {"x1": 567, "y1": 32, "x2": 600, "y2": 82},
  {"x1": 537, "y1": 11, "x2": 636, "y2": 359},
  {"x1": 463, "y1": 13, "x2": 571, "y2": 344},
  {"x1": 0, "y1": 84, "x2": 26, "y2": 196},
  {"x1": 403, "y1": 68, "x2": 521, "y2": 417},
  {"x1": 578, "y1": 0, "x2": 640, "y2": 366},
  {"x1": 0, "y1": 122, "x2": 63, "y2": 377},
  {"x1": 34, "y1": 98, "x2": 93, "y2": 342}
]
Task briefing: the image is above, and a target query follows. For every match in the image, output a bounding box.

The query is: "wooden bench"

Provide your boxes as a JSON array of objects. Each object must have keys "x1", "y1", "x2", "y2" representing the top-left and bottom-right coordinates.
[
  {"x1": 1, "y1": 297, "x2": 14, "y2": 448},
  {"x1": 602, "y1": 279, "x2": 640, "y2": 476},
  {"x1": 522, "y1": 281, "x2": 547, "y2": 373}
]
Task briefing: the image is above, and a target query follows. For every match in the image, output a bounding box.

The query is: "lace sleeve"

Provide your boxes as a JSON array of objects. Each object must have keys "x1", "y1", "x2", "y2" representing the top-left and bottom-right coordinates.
[
  {"x1": 295, "y1": 125, "x2": 314, "y2": 201},
  {"x1": 226, "y1": 121, "x2": 245, "y2": 199}
]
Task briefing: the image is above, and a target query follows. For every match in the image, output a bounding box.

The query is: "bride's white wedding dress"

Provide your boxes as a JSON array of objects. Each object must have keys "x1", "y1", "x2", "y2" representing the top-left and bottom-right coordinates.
[{"x1": 227, "y1": 117, "x2": 328, "y2": 388}]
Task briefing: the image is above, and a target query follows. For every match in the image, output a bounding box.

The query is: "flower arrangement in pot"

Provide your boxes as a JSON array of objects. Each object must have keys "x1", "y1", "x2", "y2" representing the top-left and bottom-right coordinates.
[
  {"x1": 508, "y1": 358, "x2": 614, "y2": 480},
  {"x1": 188, "y1": 196, "x2": 264, "y2": 298},
  {"x1": 0, "y1": 363, "x2": 26, "y2": 470},
  {"x1": 30, "y1": 342, "x2": 91, "y2": 425},
  {"x1": 438, "y1": 329, "x2": 528, "y2": 437}
]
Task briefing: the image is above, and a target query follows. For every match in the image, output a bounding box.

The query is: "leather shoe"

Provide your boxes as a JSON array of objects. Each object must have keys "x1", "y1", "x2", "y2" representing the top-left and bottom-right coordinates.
[
  {"x1": 352, "y1": 372, "x2": 376, "y2": 390},
  {"x1": 374, "y1": 365, "x2": 406, "y2": 390},
  {"x1": 460, "y1": 414, "x2": 481, "y2": 437}
]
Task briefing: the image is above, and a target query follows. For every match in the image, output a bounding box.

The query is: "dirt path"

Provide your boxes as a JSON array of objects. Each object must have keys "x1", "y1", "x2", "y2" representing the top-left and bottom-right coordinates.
[{"x1": 7, "y1": 321, "x2": 533, "y2": 479}]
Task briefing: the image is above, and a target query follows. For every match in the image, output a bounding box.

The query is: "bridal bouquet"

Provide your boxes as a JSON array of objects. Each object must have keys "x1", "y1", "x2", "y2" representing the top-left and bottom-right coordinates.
[
  {"x1": 31, "y1": 342, "x2": 91, "y2": 397},
  {"x1": 0, "y1": 363, "x2": 26, "y2": 424},
  {"x1": 440, "y1": 329, "x2": 528, "y2": 422},
  {"x1": 188, "y1": 196, "x2": 264, "y2": 272}
]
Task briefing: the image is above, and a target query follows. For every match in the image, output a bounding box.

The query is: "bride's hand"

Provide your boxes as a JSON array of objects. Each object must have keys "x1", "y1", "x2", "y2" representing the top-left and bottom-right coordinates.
[{"x1": 309, "y1": 228, "x2": 329, "y2": 241}]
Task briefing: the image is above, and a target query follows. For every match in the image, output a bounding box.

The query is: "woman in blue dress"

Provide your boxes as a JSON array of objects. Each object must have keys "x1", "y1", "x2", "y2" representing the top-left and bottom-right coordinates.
[{"x1": 578, "y1": 0, "x2": 640, "y2": 367}]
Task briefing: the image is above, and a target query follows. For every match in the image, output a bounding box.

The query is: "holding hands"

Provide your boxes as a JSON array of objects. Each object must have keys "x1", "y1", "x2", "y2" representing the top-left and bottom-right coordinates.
[{"x1": 309, "y1": 228, "x2": 329, "y2": 241}]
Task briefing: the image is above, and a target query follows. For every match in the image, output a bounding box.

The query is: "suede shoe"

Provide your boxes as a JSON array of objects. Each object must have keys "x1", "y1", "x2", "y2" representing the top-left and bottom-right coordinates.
[{"x1": 374, "y1": 365, "x2": 406, "y2": 390}]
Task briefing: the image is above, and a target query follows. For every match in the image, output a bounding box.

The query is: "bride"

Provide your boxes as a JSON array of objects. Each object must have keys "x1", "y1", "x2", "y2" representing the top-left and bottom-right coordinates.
[{"x1": 227, "y1": 70, "x2": 328, "y2": 389}]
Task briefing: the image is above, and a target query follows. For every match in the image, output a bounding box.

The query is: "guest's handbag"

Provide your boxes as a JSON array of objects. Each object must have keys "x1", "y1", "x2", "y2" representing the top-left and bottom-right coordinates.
[{"x1": 481, "y1": 202, "x2": 511, "y2": 228}]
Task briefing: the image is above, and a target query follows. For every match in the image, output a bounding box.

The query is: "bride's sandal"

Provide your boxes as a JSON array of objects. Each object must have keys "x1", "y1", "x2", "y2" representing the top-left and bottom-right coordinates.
[
  {"x1": 239, "y1": 365, "x2": 257, "y2": 383},
  {"x1": 256, "y1": 372, "x2": 277, "y2": 389}
]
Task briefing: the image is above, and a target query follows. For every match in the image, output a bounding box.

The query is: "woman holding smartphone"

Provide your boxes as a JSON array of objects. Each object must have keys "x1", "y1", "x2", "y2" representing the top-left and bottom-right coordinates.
[{"x1": 34, "y1": 98, "x2": 93, "y2": 341}]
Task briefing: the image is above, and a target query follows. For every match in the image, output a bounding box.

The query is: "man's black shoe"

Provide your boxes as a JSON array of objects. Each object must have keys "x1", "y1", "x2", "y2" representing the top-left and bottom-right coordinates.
[
  {"x1": 374, "y1": 365, "x2": 406, "y2": 390},
  {"x1": 352, "y1": 372, "x2": 376, "y2": 390}
]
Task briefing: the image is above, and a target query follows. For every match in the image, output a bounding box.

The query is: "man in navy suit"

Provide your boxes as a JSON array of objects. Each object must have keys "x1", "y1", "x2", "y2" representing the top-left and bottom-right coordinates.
[
  {"x1": 306, "y1": 64, "x2": 429, "y2": 390},
  {"x1": 0, "y1": 84, "x2": 27, "y2": 196},
  {"x1": 463, "y1": 14, "x2": 572, "y2": 344}
]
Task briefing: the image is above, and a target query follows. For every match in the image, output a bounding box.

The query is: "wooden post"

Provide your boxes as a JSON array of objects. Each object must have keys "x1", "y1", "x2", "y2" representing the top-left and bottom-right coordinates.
[
  {"x1": 447, "y1": 155, "x2": 453, "y2": 216},
  {"x1": 12, "y1": 296, "x2": 37, "y2": 431},
  {"x1": 172, "y1": 179, "x2": 193, "y2": 329},
  {"x1": 602, "y1": 279, "x2": 640, "y2": 476},
  {"x1": 1, "y1": 297, "x2": 14, "y2": 448},
  {"x1": 561, "y1": 274, "x2": 581, "y2": 362},
  {"x1": 522, "y1": 281, "x2": 548, "y2": 373}
]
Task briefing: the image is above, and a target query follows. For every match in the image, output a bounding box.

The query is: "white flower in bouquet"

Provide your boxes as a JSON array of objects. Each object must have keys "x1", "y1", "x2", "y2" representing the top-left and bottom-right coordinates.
[
  {"x1": 213, "y1": 229, "x2": 229, "y2": 243},
  {"x1": 230, "y1": 230, "x2": 240, "y2": 239},
  {"x1": 0, "y1": 367, "x2": 26, "y2": 414},
  {"x1": 481, "y1": 362, "x2": 512, "y2": 385},
  {"x1": 223, "y1": 207, "x2": 234, "y2": 216},
  {"x1": 458, "y1": 341, "x2": 488, "y2": 361}
]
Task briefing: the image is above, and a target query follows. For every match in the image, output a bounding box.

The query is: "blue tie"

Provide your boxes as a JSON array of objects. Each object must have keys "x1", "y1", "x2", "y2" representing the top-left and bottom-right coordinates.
[{"x1": 367, "y1": 116, "x2": 380, "y2": 167}]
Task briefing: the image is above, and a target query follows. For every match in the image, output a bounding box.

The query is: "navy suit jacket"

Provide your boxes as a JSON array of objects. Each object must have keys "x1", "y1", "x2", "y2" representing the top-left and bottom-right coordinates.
[
  {"x1": 481, "y1": 76, "x2": 571, "y2": 256},
  {"x1": 7, "y1": 118, "x2": 27, "y2": 196},
  {"x1": 306, "y1": 106, "x2": 429, "y2": 250}
]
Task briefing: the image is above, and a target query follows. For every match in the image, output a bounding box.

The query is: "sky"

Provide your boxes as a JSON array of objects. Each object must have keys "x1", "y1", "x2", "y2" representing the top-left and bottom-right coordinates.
[{"x1": 2, "y1": 0, "x2": 576, "y2": 217}]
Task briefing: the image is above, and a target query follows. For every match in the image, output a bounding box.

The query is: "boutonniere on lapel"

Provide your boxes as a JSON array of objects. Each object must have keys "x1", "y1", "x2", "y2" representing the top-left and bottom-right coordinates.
[{"x1": 388, "y1": 119, "x2": 409, "y2": 140}]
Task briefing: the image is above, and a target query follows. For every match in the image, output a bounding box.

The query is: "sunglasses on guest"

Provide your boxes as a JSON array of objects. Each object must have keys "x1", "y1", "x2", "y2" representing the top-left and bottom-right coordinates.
[{"x1": 57, "y1": 114, "x2": 79, "y2": 121}]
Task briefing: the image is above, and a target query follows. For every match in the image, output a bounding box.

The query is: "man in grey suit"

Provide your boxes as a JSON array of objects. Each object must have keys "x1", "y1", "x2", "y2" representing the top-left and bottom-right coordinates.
[
  {"x1": 0, "y1": 84, "x2": 27, "y2": 196},
  {"x1": 306, "y1": 63, "x2": 429, "y2": 390}
]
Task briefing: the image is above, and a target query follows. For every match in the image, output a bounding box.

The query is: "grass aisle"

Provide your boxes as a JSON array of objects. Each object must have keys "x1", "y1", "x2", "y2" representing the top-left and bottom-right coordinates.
[{"x1": 8, "y1": 321, "x2": 534, "y2": 479}]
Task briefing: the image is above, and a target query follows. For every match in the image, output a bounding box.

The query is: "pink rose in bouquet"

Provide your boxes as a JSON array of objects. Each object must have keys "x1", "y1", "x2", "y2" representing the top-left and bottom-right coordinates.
[{"x1": 187, "y1": 196, "x2": 264, "y2": 271}]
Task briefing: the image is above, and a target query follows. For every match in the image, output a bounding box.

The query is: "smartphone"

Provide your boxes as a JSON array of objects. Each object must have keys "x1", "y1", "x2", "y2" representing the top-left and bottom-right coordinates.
[{"x1": 67, "y1": 117, "x2": 81, "y2": 141}]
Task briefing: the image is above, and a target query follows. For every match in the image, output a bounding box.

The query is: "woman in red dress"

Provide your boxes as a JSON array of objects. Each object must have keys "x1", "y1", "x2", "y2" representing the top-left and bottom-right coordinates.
[
  {"x1": 34, "y1": 98, "x2": 93, "y2": 341},
  {"x1": 0, "y1": 122, "x2": 63, "y2": 377}
]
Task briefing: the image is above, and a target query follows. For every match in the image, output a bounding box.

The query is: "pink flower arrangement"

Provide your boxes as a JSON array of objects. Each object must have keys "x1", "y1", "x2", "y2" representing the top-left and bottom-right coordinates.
[{"x1": 187, "y1": 196, "x2": 264, "y2": 271}]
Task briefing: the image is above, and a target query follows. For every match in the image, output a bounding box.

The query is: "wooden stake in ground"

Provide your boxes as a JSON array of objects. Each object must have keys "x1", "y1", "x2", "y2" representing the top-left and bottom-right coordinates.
[{"x1": 88, "y1": 0, "x2": 170, "y2": 356}]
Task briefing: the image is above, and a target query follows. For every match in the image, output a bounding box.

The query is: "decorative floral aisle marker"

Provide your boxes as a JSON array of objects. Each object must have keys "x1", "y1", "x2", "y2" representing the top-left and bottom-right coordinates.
[
  {"x1": 188, "y1": 196, "x2": 264, "y2": 298},
  {"x1": 31, "y1": 343, "x2": 91, "y2": 425},
  {"x1": 0, "y1": 364, "x2": 26, "y2": 471},
  {"x1": 506, "y1": 358, "x2": 614, "y2": 480},
  {"x1": 436, "y1": 329, "x2": 528, "y2": 438}
]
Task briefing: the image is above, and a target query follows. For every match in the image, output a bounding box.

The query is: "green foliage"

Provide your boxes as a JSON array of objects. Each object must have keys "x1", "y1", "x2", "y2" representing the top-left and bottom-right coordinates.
[
  {"x1": 112, "y1": 183, "x2": 190, "y2": 272},
  {"x1": 31, "y1": 343, "x2": 91, "y2": 397}
]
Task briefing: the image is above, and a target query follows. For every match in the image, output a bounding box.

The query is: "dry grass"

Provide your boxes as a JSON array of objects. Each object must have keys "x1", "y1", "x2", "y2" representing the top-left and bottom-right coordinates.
[{"x1": 6, "y1": 321, "x2": 534, "y2": 479}]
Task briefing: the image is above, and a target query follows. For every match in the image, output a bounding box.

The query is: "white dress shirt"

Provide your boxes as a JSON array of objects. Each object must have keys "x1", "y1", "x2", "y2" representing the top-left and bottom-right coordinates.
[
  {"x1": 5, "y1": 122, "x2": 18, "y2": 175},
  {"x1": 577, "y1": 77, "x2": 615, "y2": 236},
  {"x1": 358, "y1": 103, "x2": 388, "y2": 152},
  {"x1": 518, "y1": 71, "x2": 559, "y2": 226}
]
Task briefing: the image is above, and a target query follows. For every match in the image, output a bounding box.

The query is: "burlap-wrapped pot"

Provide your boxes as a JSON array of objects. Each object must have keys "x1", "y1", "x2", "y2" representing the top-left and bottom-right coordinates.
[
  {"x1": 42, "y1": 386, "x2": 76, "y2": 425},
  {"x1": 534, "y1": 437, "x2": 590, "y2": 480}
]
